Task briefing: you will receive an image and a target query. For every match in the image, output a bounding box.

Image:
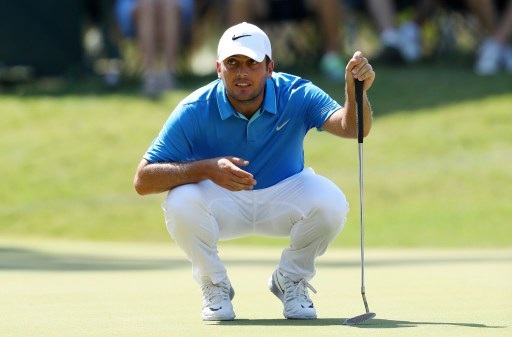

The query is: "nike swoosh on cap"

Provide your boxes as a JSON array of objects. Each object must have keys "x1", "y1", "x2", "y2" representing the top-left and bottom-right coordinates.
[{"x1": 232, "y1": 34, "x2": 251, "y2": 41}]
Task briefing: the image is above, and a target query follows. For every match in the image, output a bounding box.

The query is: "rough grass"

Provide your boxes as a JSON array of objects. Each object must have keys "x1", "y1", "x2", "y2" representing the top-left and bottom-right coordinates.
[{"x1": 1, "y1": 63, "x2": 511, "y2": 247}]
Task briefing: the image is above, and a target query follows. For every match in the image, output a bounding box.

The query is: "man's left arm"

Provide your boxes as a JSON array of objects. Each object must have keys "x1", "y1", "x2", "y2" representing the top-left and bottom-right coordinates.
[{"x1": 322, "y1": 51, "x2": 375, "y2": 138}]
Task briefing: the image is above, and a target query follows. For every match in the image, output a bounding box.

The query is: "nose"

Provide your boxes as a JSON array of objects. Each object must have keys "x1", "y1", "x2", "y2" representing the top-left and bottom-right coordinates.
[{"x1": 236, "y1": 63, "x2": 248, "y2": 77}]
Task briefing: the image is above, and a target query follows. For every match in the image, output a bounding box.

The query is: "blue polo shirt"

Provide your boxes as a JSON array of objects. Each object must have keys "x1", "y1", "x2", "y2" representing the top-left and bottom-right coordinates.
[{"x1": 143, "y1": 72, "x2": 341, "y2": 189}]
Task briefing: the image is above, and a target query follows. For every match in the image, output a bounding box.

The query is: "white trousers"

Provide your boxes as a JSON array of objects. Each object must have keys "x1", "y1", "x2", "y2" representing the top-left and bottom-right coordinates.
[{"x1": 162, "y1": 168, "x2": 349, "y2": 284}]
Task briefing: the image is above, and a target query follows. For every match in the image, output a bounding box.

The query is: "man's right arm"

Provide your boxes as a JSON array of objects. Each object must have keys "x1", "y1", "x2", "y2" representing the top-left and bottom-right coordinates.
[
  {"x1": 133, "y1": 159, "x2": 210, "y2": 195},
  {"x1": 133, "y1": 157, "x2": 257, "y2": 195}
]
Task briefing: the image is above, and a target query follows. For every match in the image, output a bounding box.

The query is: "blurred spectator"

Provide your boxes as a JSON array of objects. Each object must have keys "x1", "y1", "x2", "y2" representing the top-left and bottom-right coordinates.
[
  {"x1": 227, "y1": 0, "x2": 347, "y2": 81},
  {"x1": 364, "y1": 0, "x2": 436, "y2": 64},
  {"x1": 84, "y1": 0, "x2": 123, "y2": 87},
  {"x1": 115, "y1": 0, "x2": 195, "y2": 97},
  {"x1": 465, "y1": 0, "x2": 512, "y2": 75}
]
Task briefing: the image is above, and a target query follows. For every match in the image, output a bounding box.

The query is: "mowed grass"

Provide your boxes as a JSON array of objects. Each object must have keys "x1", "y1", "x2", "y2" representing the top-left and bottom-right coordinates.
[
  {"x1": 1, "y1": 63, "x2": 511, "y2": 246},
  {"x1": 1, "y1": 240, "x2": 510, "y2": 337}
]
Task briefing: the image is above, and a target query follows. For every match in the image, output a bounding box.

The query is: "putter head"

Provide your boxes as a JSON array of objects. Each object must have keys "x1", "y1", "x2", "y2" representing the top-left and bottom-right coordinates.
[{"x1": 343, "y1": 312, "x2": 376, "y2": 326}]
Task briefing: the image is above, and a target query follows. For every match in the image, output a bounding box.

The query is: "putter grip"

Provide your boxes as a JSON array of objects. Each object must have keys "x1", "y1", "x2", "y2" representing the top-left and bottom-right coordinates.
[{"x1": 355, "y1": 80, "x2": 364, "y2": 144}]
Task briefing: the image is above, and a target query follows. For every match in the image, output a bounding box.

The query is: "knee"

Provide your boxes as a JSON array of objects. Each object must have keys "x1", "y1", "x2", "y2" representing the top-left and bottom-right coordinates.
[
  {"x1": 163, "y1": 184, "x2": 203, "y2": 213},
  {"x1": 162, "y1": 184, "x2": 207, "y2": 234},
  {"x1": 310, "y1": 189, "x2": 349, "y2": 234}
]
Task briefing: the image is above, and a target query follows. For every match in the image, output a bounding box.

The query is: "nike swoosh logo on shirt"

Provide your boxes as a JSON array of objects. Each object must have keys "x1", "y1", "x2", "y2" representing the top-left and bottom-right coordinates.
[{"x1": 276, "y1": 119, "x2": 290, "y2": 131}]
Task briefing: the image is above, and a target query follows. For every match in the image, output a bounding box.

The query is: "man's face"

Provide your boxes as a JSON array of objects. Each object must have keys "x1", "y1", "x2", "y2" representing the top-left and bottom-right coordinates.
[{"x1": 216, "y1": 55, "x2": 274, "y2": 113}]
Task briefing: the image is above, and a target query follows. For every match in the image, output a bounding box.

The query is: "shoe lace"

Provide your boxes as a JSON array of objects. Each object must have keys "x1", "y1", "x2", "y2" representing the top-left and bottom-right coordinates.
[
  {"x1": 282, "y1": 277, "x2": 317, "y2": 304},
  {"x1": 201, "y1": 282, "x2": 230, "y2": 307}
]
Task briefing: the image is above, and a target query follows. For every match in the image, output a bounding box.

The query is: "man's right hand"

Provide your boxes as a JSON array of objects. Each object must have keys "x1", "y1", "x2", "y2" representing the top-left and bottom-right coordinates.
[{"x1": 208, "y1": 157, "x2": 257, "y2": 191}]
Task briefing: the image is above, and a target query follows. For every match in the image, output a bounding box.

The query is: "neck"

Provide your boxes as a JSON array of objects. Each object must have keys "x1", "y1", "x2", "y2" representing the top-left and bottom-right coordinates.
[
  {"x1": 236, "y1": 104, "x2": 261, "y2": 119},
  {"x1": 229, "y1": 96, "x2": 264, "y2": 119}
]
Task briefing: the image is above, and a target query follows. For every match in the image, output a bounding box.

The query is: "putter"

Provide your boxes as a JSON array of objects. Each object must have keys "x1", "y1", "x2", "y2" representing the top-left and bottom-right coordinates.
[{"x1": 344, "y1": 79, "x2": 376, "y2": 326}]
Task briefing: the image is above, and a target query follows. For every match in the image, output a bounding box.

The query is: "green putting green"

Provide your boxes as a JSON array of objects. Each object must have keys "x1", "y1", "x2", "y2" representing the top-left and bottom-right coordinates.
[{"x1": 1, "y1": 240, "x2": 510, "y2": 337}]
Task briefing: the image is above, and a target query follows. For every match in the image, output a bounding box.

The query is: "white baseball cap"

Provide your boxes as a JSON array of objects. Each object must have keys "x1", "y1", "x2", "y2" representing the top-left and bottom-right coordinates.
[{"x1": 217, "y1": 22, "x2": 272, "y2": 62}]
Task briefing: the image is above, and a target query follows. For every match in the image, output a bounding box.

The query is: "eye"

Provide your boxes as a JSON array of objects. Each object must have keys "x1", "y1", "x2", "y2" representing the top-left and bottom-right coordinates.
[
  {"x1": 226, "y1": 58, "x2": 237, "y2": 65},
  {"x1": 250, "y1": 59, "x2": 259, "y2": 65}
]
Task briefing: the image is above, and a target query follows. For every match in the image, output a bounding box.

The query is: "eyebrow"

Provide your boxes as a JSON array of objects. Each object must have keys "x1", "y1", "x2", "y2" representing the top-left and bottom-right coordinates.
[{"x1": 227, "y1": 55, "x2": 257, "y2": 61}]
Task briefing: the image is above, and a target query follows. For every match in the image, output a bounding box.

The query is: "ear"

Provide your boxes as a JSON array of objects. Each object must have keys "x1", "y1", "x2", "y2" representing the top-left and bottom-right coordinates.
[
  {"x1": 266, "y1": 60, "x2": 274, "y2": 78},
  {"x1": 216, "y1": 61, "x2": 221, "y2": 78}
]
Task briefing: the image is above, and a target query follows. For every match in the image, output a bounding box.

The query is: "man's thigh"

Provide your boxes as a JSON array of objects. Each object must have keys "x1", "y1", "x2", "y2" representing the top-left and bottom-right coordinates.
[
  {"x1": 251, "y1": 168, "x2": 347, "y2": 236},
  {"x1": 197, "y1": 168, "x2": 347, "y2": 239}
]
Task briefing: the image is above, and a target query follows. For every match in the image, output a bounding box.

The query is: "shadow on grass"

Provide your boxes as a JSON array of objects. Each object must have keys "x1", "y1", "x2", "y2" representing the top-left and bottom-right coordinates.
[
  {"x1": 0, "y1": 246, "x2": 510, "y2": 271},
  {"x1": 214, "y1": 317, "x2": 507, "y2": 329},
  {"x1": 0, "y1": 246, "x2": 188, "y2": 271}
]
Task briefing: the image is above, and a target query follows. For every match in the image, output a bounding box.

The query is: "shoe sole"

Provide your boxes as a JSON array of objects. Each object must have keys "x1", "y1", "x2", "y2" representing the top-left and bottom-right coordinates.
[{"x1": 202, "y1": 312, "x2": 235, "y2": 321}]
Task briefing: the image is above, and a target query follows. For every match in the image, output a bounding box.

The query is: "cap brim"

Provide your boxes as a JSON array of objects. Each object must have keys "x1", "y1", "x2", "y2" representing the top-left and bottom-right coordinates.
[{"x1": 218, "y1": 46, "x2": 266, "y2": 63}]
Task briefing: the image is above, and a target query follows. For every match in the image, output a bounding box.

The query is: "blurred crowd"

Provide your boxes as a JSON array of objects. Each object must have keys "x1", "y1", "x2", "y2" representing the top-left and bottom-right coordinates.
[{"x1": 17, "y1": 0, "x2": 512, "y2": 96}]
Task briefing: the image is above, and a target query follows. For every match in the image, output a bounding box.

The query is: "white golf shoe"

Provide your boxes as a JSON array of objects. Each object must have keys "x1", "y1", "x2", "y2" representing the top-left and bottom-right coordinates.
[
  {"x1": 201, "y1": 278, "x2": 235, "y2": 321},
  {"x1": 268, "y1": 269, "x2": 317, "y2": 319}
]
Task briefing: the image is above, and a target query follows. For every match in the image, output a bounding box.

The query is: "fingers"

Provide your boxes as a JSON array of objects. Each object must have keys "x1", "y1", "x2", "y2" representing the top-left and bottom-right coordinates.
[
  {"x1": 228, "y1": 156, "x2": 249, "y2": 167},
  {"x1": 227, "y1": 157, "x2": 257, "y2": 188},
  {"x1": 226, "y1": 170, "x2": 256, "y2": 191},
  {"x1": 347, "y1": 51, "x2": 375, "y2": 85},
  {"x1": 230, "y1": 165, "x2": 256, "y2": 186},
  {"x1": 217, "y1": 157, "x2": 257, "y2": 191},
  {"x1": 227, "y1": 176, "x2": 257, "y2": 191}
]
